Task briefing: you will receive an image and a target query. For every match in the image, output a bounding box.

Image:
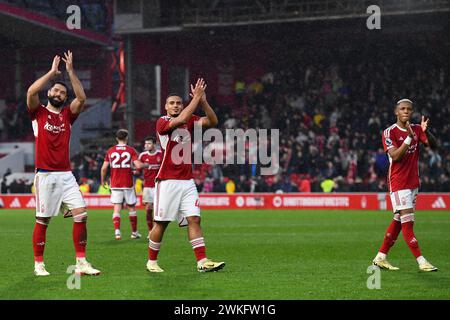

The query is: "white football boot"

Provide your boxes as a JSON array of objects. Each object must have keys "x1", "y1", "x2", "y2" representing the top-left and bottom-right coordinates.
[
  {"x1": 34, "y1": 262, "x2": 50, "y2": 276},
  {"x1": 75, "y1": 259, "x2": 101, "y2": 276}
]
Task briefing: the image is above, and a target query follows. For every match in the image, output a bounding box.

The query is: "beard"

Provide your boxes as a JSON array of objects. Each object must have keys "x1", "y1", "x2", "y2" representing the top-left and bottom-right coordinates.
[{"x1": 48, "y1": 96, "x2": 65, "y2": 108}]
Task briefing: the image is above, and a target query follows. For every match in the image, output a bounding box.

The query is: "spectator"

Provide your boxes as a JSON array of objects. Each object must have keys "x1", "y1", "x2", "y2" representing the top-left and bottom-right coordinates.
[
  {"x1": 97, "y1": 183, "x2": 110, "y2": 195},
  {"x1": 299, "y1": 176, "x2": 311, "y2": 192},
  {"x1": 226, "y1": 178, "x2": 236, "y2": 194},
  {"x1": 1, "y1": 179, "x2": 8, "y2": 194},
  {"x1": 202, "y1": 176, "x2": 214, "y2": 193},
  {"x1": 213, "y1": 177, "x2": 226, "y2": 192},
  {"x1": 79, "y1": 178, "x2": 90, "y2": 194},
  {"x1": 320, "y1": 178, "x2": 335, "y2": 193},
  {"x1": 235, "y1": 175, "x2": 250, "y2": 192}
]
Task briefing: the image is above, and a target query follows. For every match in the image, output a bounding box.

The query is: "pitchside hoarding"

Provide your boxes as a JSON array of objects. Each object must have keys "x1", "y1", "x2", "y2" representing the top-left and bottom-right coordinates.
[{"x1": 0, "y1": 193, "x2": 448, "y2": 210}]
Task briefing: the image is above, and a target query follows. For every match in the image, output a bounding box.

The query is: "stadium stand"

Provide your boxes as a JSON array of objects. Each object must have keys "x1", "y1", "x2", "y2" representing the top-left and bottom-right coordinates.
[
  {"x1": 66, "y1": 40, "x2": 449, "y2": 194},
  {"x1": 10, "y1": 37, "x2": 448, "y2": 195}
]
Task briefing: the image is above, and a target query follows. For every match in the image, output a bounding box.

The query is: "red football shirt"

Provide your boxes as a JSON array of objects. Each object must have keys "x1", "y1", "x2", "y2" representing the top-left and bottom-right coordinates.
[
  {"x1": 104, "y1": 144, "x2": 138, "y2": 188},
  {"x1": 28, "y1": 105, "x2": 78, "y2": 171},
  {"x1": 382, "y1": 123, "x2": 428, "y2": 192},
  {"x1": 156, "y1": 114, "x2": 201, "y2": 180},
  {"x1": 138, "y1": 150, "x2": 163, "y2": 188}
]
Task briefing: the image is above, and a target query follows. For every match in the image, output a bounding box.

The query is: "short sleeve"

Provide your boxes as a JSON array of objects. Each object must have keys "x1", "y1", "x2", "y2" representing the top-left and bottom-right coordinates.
[
  {"x1": 382, "y1": 129, "x2": 397, "y2": 152},
  {"x1": 189, "y1": 114, "x2": 202, "y2": 130},
  {"x1": 130, "y1": 148, "x2": 138, "y2": 162},
  {"x1": 27, "y1": 105, "x2": 44, "y2": 120},
  {"x1": 67, "y1": 107, "x2": 79, "y2": 125},
  {"x1": 156, "y1": 117, "x2": 172, "y2": 135},
  {"x1": 104, "y1": 150, "x2": 110, "y2": 163}
]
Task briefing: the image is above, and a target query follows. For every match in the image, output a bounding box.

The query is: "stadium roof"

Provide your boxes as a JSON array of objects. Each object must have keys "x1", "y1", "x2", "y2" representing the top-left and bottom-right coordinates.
[
  {"x1": 114, "y1": 0, "x2": 450, "y2": 33},
  {"x1": 0, "y1": 2, "x2": 111, "y2": 48}
]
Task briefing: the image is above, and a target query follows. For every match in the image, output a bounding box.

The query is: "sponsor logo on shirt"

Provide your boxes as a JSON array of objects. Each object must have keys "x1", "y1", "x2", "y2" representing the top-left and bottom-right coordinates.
[{"x1": 44, "y1": 122, "x2": 66, "y2": 133}]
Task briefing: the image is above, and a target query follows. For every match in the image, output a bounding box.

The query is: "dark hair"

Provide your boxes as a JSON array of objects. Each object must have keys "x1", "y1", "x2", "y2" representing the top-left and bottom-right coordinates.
[
  {"x1": 116, "y1": 129, "x2": 129, "y2": 141},
  {"x1": 144, "y1": 136, "x2": 156, "y2": 143},
  {"x1": 50, "y1": 81, "x2": 69, "y2": 92},
  {"x1": 166, "y1": 93, "x2": 182, "y2": 101}
]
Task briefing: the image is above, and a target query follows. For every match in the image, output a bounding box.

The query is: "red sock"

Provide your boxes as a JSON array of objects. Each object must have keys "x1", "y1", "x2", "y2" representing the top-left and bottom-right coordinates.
[
  {"x1": 73, "y1": 221, "x2": 87, "y2": 258},
  {"x1": 148, "y1": 240, "x2": 160, "y2": 260},
  {"x1": 146, "y1": 208, "x2": 153, "y2": 231},
  {"x1": 129, "y1": 212, "x2": 137, "y2": 232},
  {"x1": 33, "y1": 222, "x2": 48, "y2": 262},
  {"x1": 113, "y1": 214, "x2": 121, "y2": 230},
  {"x1": 379, "y1": 219, "x2": 402, "y2": 254},
  {"x1": 190, "y1": 237, "x2": 207, "y2": 261},
  {"x1": 401, "y1": 214, "x2": 422, "y2": 258}
]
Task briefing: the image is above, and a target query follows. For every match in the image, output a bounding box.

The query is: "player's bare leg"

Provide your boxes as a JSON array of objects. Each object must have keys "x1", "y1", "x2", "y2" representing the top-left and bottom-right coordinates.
[
  {"x1": 187, "y1": 216, "x2": 225, "y2": 273},
  {"x1": 145, "y1": 202, "x2": 154, "y2": 239},
  {"x1": 128, "y1": 204, "x2": 141, "y2": 239},
  {"x1": 72, "y1": 208, "x2": 100, "y2": 275},
  {"x1": 33, "y1": 217, "x2": 51, "y2": 276},
  {"x1": 112, "y1": 204, "x2": 122, "y2": 240},
  {"x1": 399, "y1": 209, "x2": 437, "y2": 272},
  {"x1": 373, "y1": 213, "x2": 401, "y2": 270},
  {"x1": 147, "y1": 221, "x2": 169, "y2": 272}
]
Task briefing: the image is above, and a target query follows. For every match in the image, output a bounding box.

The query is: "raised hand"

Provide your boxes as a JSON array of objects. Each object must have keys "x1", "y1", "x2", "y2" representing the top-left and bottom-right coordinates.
[
  {"x1": 50, "y1": 55, "x2": 62, "y2": 76},
  {"x1": 190, "y1": 85, "x2": 206, "y2": 101},
  {"x1": 405, "y1": 121, "x2": 415, "y2": 137},
  {"x1": 421, "y1": 115, "x2": 430, "y2": 133},
  {"x1": 190, "y1": 78, "x2": 206, "y2": 98},
  {"x1": 62, "y1": 50, "x2": 73, "y2": 73}
]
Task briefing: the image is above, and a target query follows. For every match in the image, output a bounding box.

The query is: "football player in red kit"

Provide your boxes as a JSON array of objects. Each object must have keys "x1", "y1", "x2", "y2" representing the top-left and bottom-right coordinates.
[
  {"x1": 147, "y1": 78, "x2": 225, "y2": 273},
  {"x1": 101, "y1": 129, "x2": 149, "y2": 240},
  {"x1": 27, "y1": 52, "x2": 100, "y2": 276},
  {"x1": 373, "y1": 99, "x2": 438, "y2": 272},
  {"x1": 137, "y1": 137, "x2": 162, "y2": 238}
]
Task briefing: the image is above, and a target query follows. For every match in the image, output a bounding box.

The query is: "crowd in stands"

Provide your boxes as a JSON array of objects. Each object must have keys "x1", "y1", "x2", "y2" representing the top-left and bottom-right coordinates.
[
  {"x1": 1, "y1": 169, "x2": 33, "y2": 194},
  {"x1": 0, "y1": 98, "x2": 31, "y2": 142},
  {"x1": 192, "y1": 42, "x2": 449, "y2": 193},
  {"x1": 1, "y1": 41, "x2": 449, "y2": 194}
]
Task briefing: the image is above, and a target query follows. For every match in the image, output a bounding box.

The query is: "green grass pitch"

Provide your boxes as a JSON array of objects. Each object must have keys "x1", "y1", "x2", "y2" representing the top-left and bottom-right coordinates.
[{"x1": 0, "y1": 209, "x2": 449, "y2": 300}]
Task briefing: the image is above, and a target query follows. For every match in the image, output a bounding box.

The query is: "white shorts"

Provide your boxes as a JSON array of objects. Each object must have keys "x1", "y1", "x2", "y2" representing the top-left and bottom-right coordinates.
[
  {"x1": 142, "y1": 187, "x2": 155, "y2": 204},
  {"x1": 390, "y1": 188, "x2": 418, "y2": 213},
  {"x1": 154, "y1": 179, "x2": 200, "y2": 225},
  {"x1": 34, "y1": 171, "x2": 86, "y2": 218},
  {"x1": 110, "y1": 188, "x2": 137, "y2": 205}
]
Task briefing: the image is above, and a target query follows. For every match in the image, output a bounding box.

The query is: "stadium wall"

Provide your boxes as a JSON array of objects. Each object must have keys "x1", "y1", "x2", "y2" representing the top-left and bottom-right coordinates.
[
  {"x1": 1, "y1": 193, "x2": 448, "y2": 210},
  {"x1": 20, "y1": 46, "x2": 112, "y2": 99},
  {"x1": 132, "y1": 35, "x2": 269, "y2": 107}
]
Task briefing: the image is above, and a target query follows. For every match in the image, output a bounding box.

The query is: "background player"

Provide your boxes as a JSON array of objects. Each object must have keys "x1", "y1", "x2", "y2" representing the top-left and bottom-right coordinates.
[
  {"x1": 27, "y1": 51, "x2": 100, "y2": 276},
  {"x1": 101, "y1": 129, "x2": 149, "y2": 240},
  {"x1": 147, "y1": 78, "x2": 225, "y2": 273},
  {"x1": 137, "y1": 137, "x2": 163, "y2": 238},
  {"x1": 373, "y1": 99, "x2": 438, "y2": 272}
]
